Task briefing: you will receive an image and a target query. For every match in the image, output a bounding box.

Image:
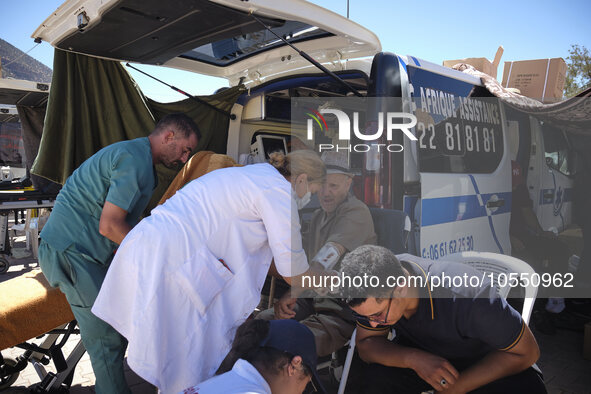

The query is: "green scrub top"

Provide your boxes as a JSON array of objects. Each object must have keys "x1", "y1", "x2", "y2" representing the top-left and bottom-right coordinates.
[{"x1": 41, "y1": 137, "x2": 157, "y2": 264}]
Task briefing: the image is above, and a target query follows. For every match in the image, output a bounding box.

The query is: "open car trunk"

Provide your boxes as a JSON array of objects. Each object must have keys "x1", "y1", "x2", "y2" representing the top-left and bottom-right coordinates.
[{"x1": 33, "y1": 0, "x2": 380, "y2": 87}]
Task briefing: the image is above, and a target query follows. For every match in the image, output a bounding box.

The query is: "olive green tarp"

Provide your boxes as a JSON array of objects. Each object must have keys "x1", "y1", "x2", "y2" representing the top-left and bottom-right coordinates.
[{"x1": 32, "y1": 49, "x2": 244, "y2": 210}]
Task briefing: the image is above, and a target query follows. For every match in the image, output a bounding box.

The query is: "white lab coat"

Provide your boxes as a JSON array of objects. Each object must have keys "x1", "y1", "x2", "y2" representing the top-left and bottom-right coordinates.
[
  {"x1": 179, "y1": 359, "x2": 271, "y2": 394},
  {"x1": 92, "y1": 164, "x2": 309, "y2": 393}
]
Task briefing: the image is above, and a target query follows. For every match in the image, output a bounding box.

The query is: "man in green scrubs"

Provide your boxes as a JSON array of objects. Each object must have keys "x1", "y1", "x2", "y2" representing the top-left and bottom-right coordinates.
[{"x1": 38, "y1": 113, "x2": 200, "y2": 394}]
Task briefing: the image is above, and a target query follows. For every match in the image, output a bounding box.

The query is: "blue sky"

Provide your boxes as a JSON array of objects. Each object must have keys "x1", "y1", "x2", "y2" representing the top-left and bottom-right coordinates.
[{"x1": 1, "y1": 0, "x2": 590, "y2": 102}]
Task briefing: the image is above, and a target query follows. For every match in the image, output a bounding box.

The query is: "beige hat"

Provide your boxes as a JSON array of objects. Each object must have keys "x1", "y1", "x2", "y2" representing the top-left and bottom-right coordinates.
[{"x1": 321, "y1": 151, "x2": 353, "y2": 176}]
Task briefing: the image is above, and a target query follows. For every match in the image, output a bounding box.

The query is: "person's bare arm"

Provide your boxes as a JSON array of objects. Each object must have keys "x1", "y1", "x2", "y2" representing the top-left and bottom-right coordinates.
[
  {"x1": 274, "y1": 261, "x2": 337, "y2": 318},
  {"x1": 356, "y1": 325, "x2": 460, "y2": 390},
  {"x1": 99, "y1": 201, "x2": 132, "y2": 244},
  {"x1": 283, "y1": 261, "x2": 336, "y2": 292},
  {"x1": 441, "y1": 323, "x2": 539, "y2": 394},
  {"x1": 273, "y1": 292, "x2": 298, "y2": 319},
  {"x1": 268, "y1": 260, "x2": 282, "y2": 279}
]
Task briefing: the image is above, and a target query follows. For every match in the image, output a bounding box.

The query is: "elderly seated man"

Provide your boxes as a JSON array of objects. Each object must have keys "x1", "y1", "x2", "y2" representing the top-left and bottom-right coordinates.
[
  {"x1": 258, "y1": 151, "x2": 376, "y2": 356},
  {"x1": 340, "y1": 245, "x2": 547, "y2": 394}
]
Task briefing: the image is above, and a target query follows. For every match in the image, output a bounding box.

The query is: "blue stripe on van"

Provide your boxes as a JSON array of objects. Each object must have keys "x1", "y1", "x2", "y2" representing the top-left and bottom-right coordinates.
[
  {"x1": 563, "y1": 187, "x2": 573, "y2": 203},
  {"x1": 487, "y1": 214, "x2": 504, "y2": 254},
  {"x1": 468, "y1": 175, "x2": 504, "y2": 253},
  {"x1": 421, "y1": 192, "x2": 512, "y2": 227},
  {"x1": 411, "y1": 56, "x2": 421, "y2": 66},
  {"x1": 538, "y1": 187, "x2": 573, "y2": 205}
]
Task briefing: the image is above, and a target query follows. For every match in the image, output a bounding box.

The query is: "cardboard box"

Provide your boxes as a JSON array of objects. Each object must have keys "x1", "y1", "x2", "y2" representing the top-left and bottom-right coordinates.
[
  {"x1": 501, "y1": 58, "x2": 566, "y2": 103},
  {"x1": 443, "y1": 46, "x2": 504, "y2": 79}
]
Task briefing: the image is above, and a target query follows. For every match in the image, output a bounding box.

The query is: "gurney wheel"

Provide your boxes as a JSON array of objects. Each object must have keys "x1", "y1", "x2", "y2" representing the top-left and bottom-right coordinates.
[
  {"x1": 0, "y1": 357, "x2": 19, "y2": 389},
  {"x1": 0, "y1": 257, "x2": 9, "y2": 274}
]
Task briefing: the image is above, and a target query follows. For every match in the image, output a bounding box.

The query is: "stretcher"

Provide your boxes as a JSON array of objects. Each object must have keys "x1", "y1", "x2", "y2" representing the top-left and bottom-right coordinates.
[{"x1": 0, "y1": 270, "x2": 86, "y2": 392}]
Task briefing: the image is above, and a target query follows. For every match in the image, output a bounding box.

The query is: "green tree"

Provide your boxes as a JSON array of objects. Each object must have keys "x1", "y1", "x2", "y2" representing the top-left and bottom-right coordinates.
[{"x1": 564, "y1": 44, "x2": 591, "y2": 97}]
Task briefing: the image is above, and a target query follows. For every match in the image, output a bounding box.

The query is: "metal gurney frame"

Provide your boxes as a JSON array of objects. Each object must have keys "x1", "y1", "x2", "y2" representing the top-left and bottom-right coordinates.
[
  {"x1": 1, "y1": 322, "x2": 86, "y2": 393},
  {"x1": 0, "y1": 270, "x2": 86, "y2": 393}
]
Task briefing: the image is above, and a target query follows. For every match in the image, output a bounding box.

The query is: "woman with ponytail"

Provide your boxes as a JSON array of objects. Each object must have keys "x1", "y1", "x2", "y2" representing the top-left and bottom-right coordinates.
[
  {"x1": 93, "y1": 150, "x2": 327, "y2": 393},
  {"x1": 267, "y1": 150, "x2": 325, "y2": 210},
  {"x1": 181, "y1": 319, "x2": 324, "y2": 394}
]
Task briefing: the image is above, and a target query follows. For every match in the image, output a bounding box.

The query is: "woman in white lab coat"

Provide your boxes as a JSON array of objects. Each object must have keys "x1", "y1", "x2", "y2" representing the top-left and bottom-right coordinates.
[
  {"x1": 92, "y1": 150, "x2": 325, "y2": 393},
  {"x1": 180, "y1": 319, "x2": 324, "y2": 394}
]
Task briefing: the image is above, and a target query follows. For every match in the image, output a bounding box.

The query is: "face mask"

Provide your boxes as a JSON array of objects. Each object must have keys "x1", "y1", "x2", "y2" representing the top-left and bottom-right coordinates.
[{"x1": 292, "y1": 181, "x2": 311, "y2": 210}]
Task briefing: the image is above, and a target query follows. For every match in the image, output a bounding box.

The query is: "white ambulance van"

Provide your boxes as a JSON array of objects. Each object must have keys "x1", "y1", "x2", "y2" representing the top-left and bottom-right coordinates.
[{"x1": 33, "y1": 0, "x2": 575, "y2": 259}]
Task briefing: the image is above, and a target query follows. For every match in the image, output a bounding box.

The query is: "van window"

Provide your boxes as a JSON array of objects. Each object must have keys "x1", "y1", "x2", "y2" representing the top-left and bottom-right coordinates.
[
  {"x1": 417, "y1": 102, "x2": 504, "y2": 174},
  {"x1": 542, "y1": 125, "x2": 572, "y2": 176},
  {"x1": 181, "y1": 21, "x2": 332, "y2": 66},
  {"x1": 407, "y1": 67, "x2": 504, "y2": 174}
]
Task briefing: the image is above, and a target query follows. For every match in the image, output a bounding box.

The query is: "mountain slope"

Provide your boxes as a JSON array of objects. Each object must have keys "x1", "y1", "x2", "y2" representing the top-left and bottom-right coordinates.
[{"x1": 0, "y1": 38, "x2": 52, "y2": 83}]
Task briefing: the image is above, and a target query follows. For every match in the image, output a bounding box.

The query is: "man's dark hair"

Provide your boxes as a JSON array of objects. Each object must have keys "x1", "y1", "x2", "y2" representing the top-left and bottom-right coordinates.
[
  {"x1": 340, "y1": 245, "x2": 406, "y2": 307},
  {"x1": 152, "y1": 113, "x2": 201, "y2": 140}
]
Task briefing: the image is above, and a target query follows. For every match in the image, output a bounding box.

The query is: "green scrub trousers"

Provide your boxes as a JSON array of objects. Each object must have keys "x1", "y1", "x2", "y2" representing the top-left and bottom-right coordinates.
[
  {"x1": 38, "y1": 240, "x2": 131, "y2": 394},
  {"x1": 38, "y1": 137, "x2": 155, "y2": 393}
]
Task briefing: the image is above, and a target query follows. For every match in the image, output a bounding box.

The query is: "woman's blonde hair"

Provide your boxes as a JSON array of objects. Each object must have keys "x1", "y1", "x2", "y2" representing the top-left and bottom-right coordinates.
[{"x1": 268, "y1": 150, "x2": 325, "y2": 184}]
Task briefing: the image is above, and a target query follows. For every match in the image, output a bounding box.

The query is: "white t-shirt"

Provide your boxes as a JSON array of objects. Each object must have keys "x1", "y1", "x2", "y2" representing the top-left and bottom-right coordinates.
[
  {"x1": 180, "y1": 359, "x2": 271, "y2": 394},
  {"x1": 93, "y1": 164, "x2": 309, "y2": 393}
]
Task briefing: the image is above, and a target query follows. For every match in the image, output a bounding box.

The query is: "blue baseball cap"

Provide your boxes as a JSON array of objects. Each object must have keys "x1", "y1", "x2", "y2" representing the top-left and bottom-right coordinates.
[{"x1": 260, "y1": 319, "x2": 326, "y2": 393}]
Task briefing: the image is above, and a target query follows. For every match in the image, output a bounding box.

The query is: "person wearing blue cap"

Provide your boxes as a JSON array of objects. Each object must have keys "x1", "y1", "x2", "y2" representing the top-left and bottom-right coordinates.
[
  {"x1": 180, "y1": 319, "x2": 325, "y2": 394},
  {"x1": 92, "y1": 150, "x2": 329, "y2": 393}
]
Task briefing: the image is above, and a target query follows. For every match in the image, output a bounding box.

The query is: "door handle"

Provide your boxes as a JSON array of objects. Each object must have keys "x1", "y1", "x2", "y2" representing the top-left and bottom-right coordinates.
[{"x1": 486, "y1": 199, "x2": 505, "y2": 208}]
